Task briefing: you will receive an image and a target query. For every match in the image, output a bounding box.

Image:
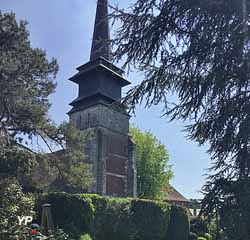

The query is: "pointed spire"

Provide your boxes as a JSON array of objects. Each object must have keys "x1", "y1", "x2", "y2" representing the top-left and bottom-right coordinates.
[{"x1": 90, "y1": 0, "x2": 111, "y2": 61}]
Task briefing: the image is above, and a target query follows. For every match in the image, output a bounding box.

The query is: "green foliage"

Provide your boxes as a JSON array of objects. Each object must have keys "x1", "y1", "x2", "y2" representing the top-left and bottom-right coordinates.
[
  {"x1": 190, "y1": 218, "x2": 208, "y2": 237},
  {"x1": 0, "y1": 143, "x2": 37, "y2": 180},
  {"x1": 37, "y1": 193, "x2": 189, "y2": 240},
  {"x1": 34, "y1": 123, "x2": 95, "y2": 193},
  {"x1": 37, "y1": 193, "x2": 95, "y2": 237},
  {"x1": 130, "y1": 199, "x2": 171, "y2": 240},
  {"x1": 203, "y1": 233, "x2": 212, "y2": 240},
  {"x1": 197, "y1": 238, "x2": 207, "y2": 240},
  {"x1": 207, "y1": 218, "x2": 224, "y2": 240},
  {"x1": 0, "y1": 11, "x2": 58, "y2": 138},
  {"x1": 92, "y1": 197, "x2": 171, "y2": 240},
  {"x1": 111, "y1": 1, "x2": 250, "y2": 238},
  {"x1": 91, "y1": 197, "x2": 132, "y2": 240},
  {"x1": 79, "y1": 234, "x2": 92, "y2": 240},
  {"x1": 190, "y1": 218, "x2": 214, "y2": 240},
  {"x1": 130, "y1": 126, "x2": 173, "y2": 199},
  {"x1": 0, "y1": 10, "x2": 57, "y2": 182},
  {"x1": 202, "y1": 179, "x2": 250, "y2": 240},
  {"x1": 0, "y1": 12, "x2": 94, "y2": 192},
  {"x1": 12, "y1": 227, "x2": 70, "y2": 240},
  {"x1": 166, "y1": 206, "x2": 190, "y2": 240},
  {"x1": 0, "y1": 178, "x2": 35, "y2": 239},
  {"x1": 51, "y1": 228, "x2": 69, "y2": 240}
]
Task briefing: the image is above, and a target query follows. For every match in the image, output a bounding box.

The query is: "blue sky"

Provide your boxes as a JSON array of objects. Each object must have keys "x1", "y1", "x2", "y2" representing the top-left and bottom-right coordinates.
[{"x1": 1, "y1": 0, "x2": 211, "y2": 199}]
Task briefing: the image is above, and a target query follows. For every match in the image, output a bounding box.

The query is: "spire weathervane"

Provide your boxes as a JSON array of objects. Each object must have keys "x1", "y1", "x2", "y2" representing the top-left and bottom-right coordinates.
[{"x1": 90, "y1": 0, "x2": 111, "y2": 61}]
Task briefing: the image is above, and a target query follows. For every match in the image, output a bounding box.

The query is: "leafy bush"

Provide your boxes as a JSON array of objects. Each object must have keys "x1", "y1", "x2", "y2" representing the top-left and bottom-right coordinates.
[
  {"x1": 37, "y1": 193, "x2": 189, "y2": 240},
  {"x1": 0, "y1": 180, "x2": 71, "y2": 240},
  {"x1": 190, "y1": 218, "x2": 208, "y2": 237},
  {"x1": 190, "y1": 218, "x2": 213, "y2": 240},
  {"x1": 79, "y1": 234, "x2": 93, "y2": 240},
  {"x1": 52, "y1": 228, "x2": 69, "y2": 240},
  {"x1": 0, "y1": 179, "x2": 35, "y2": 240},
  {"x1": 204, "y1": 233, "x2": 212, "y2": 240},
  {"x1": 36, "y1": 193, "x2": 95, "y2": 237}
]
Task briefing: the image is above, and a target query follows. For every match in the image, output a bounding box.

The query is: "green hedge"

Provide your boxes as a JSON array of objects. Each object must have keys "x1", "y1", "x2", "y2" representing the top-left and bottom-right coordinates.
[
  {"x1": 36, "y1": 193, "x2": 95, "y2": 236},
  {"x1": 166, "y1": 206, "x2": 190, "y2": 240},
  {"x1": 36, "y1": 193, "x2": 189, "y2": 240}
]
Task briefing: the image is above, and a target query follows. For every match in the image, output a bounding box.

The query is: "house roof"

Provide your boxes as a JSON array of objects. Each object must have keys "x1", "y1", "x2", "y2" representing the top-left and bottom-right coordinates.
[{"x1": 166, "y1": 186, "x2": 190, "y2": 203}]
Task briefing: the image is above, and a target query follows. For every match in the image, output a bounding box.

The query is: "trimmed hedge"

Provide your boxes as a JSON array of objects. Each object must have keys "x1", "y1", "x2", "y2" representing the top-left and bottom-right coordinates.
[
  {"x1": 36, "y1": 193, "x2": 95, "y2": 236},
  {"x1": 36, "y1": 193, "x2": 189, "y2": 240},
  {"x1": 166, "y1": 206, "x2": 190, "y2": 240},
  {"x1": 129, "y1": 199, "x2": 171, "y2": 240}
]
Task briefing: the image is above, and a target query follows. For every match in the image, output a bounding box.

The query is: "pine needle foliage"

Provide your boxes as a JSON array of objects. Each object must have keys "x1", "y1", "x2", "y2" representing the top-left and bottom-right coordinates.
[
  {"x1": 111, "y1": 1, "x2": 250, "y2": 238},
  {"x1": 0, "y1": 12, "x2": 94, "y2": 192}
]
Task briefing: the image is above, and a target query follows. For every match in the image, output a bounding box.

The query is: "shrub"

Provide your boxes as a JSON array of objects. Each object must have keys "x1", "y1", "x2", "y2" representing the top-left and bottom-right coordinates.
[
  {"x1": 0, "y1": 179, "x2": 34, "y2": 240},
  {"x1": 79, "y1": 233, "x2": 93, "y2": 240},
  {"x1": 198, "y1": 237, "x2": 207, "y2": 240},
  {"x1": 92, "y1": 197, "x2": 132, "y2": 240},
  {"x1": 37, "y1": 193, "x2": 189, "y2": 240},
  {"x1": 36, "y1": 192, "x2": 95, "y2": 237},
  {"x1": 52, "y1": 228, "x2": 69, "y2": 240},
  {"x1": 204, "y1": 233, "x2": 212, "y2": 240},
  {"x1": 166, "y1": 206, "x2": 190, "y2": 240},
  {"x1": 190, "y1": 218, "x2": 208, "y2": 237},
  {"x1": 130, "y1": 199, "x2": 171, "y2": 240}
]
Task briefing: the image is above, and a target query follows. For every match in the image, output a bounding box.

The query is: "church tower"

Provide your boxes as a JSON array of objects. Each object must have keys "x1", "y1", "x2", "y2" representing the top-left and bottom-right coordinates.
[{"x1": 68, "y1": 0, "x2": 137, "y2": 197}]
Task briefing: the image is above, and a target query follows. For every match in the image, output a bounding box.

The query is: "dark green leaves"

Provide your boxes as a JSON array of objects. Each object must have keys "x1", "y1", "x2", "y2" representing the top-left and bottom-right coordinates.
[
  {"x1": 0, "y1": 12, "x2": 93, "y2": 193},
  {"x1": 0, "y1": 11, "x2": 58, "y2": 138},
  {"x1": 112, "y1": 1, "x2": 250, "y2": 238}
]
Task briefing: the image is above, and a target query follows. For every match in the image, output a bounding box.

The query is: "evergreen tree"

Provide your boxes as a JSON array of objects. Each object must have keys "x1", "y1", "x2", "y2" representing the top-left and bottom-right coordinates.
[
  {"x1": 111, "y1": 0, "x2": 250, "y2": 238},
  {"x1": 0, "y1": 12, "x2": 94, "y2": 192}
]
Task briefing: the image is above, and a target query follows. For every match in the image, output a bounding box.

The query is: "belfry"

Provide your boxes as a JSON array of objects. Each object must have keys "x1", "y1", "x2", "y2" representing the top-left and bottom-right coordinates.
[{"x1": 68, "y1": 0, "x2": 137, "y2": 197}]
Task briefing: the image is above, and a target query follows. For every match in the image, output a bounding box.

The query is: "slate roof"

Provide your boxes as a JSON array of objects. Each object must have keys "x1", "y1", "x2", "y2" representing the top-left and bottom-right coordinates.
[{"x1": 90, "y1": 0, "x2": 111, "y2": 61}]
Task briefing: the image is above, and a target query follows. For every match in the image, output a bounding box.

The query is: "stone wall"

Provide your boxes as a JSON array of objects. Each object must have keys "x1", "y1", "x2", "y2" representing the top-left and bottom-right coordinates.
[
  {"x1": 69, "y1": 103, "x2": 136, "y2": 197},
  {"x1": 70, "y1": 103, "x2": 129, "y2": 134}
]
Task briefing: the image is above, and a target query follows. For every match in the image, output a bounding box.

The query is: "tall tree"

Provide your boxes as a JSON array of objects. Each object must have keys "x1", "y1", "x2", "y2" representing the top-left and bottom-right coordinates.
[
  {"x1": 0, "y1": 12, "x2": 94, "y2": 192},
  {"x1": 111, "y1": 0, "x2": 250, "y2": 238},
  {"x1": 130, "y1": 126, "x2": 172, "y2": 199}
]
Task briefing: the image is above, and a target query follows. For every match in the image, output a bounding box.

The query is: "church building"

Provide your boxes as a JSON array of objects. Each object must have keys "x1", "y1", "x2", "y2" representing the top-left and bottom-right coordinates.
[{"x1": 68, "y1": 0, "x2": 137, "y2": 197}]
